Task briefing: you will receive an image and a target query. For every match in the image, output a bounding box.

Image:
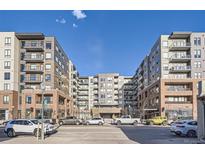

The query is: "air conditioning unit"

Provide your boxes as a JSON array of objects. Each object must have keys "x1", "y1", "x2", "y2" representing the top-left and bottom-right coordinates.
[{"x1": 198, "y1": 81, "x2": 205, "y2": 96}]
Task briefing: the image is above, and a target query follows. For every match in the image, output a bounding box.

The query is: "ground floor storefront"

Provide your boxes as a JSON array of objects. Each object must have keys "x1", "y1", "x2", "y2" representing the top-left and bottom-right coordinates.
[{"x1": 91, "y1": 106, "x2": 121, "y2": 118}]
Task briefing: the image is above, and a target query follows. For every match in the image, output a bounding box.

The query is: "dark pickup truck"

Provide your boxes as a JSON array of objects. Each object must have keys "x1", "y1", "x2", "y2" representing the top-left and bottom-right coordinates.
[{"x1": 59, "y1": 116, "x2": 82, "y2": 125}]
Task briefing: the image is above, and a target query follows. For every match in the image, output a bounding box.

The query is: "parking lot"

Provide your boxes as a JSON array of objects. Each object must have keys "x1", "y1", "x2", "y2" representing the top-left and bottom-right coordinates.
[{"x1": 0, "y1": 124, "x2": 200, "y2": 144}]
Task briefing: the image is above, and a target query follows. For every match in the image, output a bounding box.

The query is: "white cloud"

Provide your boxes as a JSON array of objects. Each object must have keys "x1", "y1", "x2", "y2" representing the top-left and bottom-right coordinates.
[
  {"x1": 73, "y1": 23, "x2": 78, "y2": 28},
  {"x1": 56, "y1": 17, "x2": 66, "y2": 24},
  {"x1": 72, "y1": 10, "x2": 87, "y2": 20}
]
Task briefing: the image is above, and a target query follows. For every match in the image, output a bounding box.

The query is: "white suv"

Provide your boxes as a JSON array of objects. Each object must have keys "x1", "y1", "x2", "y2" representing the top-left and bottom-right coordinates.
[{"x1": 4, "y1": 119, "x2": 55, "y2": 137}]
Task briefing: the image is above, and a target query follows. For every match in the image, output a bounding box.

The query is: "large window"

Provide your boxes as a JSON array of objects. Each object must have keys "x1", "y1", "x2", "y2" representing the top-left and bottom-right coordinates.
[
  {"x1": 4, "y1": 61, "x2": 11, "y2": 69},
  {"x1": 4, "y1": 83, "x2": 10, "y2": 90},
  {"x1": 5, "y1": 37, "x2": 11, "y2": 46},
  {"x1": 45, "y1": 64, "x2": 51, "y2": 70},
  {"x1": 194, "y1": 37, "x2": 201, "y2": 46},
  {"x1": 26, "y1": 96, "x2": 32, "y2": 104},
  {"x1": 194, "y1": 49, "x2": 201, "y2": 58},
  {"x1": 45, "y1": 74, "x2": 51, "y2": 81},
  {"x1": 46, "y1": 42, "x2": 52, "y2": 49},
  {"x1": 3, "y1": 96, "x2": 9, "y2": 104},
  {"x1": 4, "y1": 49, "x2": 11, "y2": 58},
  {"x1": 194, "y1": 72, "x2": 202, "y2": 79},
  {"x1": 4, "y1": 72, "x2": 10, "y2": 80},
  {"x1": 45, "y1": 53, "x2": 52, "y2": 59},
  {"x1": 194, "y1": 61, "x2": 201, "y2": 68},
  {"x1": 30, "y1": 74, "x2": 37, "y2": 81}
]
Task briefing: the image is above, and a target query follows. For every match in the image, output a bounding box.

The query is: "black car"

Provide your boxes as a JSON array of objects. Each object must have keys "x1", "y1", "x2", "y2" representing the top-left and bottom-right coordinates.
[{"x1": 59, "y1": 116, "x2": 82, "y2": 125}]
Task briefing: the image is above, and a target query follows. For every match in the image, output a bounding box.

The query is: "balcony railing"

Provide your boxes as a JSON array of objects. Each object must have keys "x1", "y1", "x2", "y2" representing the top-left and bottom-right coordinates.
[
  {"x1": 167, "y1": 87, "x2": 192, "y2": 91},
  {"x1": 24, "y1": 54, "x2": 44, "y2": 61},
  {"x1": 169, "y1": 66, "x2": 191, "y2": 72},
  {"x1": 25, "y1": 66, "x2": 43, "y2": 72},
  {"x1": 169, "y1": 54, "x2": 191, "y2": 62},
  {"x1": 21, "y1": 41, "x2": 44, "y2": 51},
  {"x1": 169, "y1": 42, "x2": 191, "y2": 51},
  {"x1": 24, "y1": 77, "x2": 42, "y2": 83}
]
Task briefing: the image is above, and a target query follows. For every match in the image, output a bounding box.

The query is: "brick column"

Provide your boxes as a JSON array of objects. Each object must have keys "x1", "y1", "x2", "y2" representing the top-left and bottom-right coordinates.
[
  {"x1": 192, "y1": 80, "x2": 198, "y2": 120},
  {"x1": 160, "y1": 79, "x2": 166, "y2": 117}
]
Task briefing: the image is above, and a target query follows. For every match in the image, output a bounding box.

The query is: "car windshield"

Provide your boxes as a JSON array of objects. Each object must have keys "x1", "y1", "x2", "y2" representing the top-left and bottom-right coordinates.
[{"x1": 31, "y1": 120, "x2": 41, "y2": 124}]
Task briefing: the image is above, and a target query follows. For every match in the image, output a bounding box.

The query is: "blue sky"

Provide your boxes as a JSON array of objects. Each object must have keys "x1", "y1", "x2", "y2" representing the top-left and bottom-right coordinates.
[{"x1": 0, "y1": 11, "x2": 205, "y2": 76}]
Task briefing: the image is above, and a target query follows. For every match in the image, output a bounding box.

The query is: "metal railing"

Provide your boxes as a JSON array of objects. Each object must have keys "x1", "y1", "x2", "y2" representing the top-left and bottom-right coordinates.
[
  {"x1": 22, "y1": 41, "x2": 44, "y2": 49},
  {"x1": 170, "y1": 66, "x2": 191, "y2": 71}
]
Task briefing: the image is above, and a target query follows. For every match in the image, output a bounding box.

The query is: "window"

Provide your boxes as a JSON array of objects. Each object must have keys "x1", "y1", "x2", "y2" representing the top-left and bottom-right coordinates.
[
  {"x1": 46, "y1": 42, "x2": 52, "y2": 49},
  {"x1": 30, "y1": 64, "x2": 37, "y2": 70},
  {"x1": 194, "y1": 61, "x2": 201, "y2": 68},
  {"x1": 45, "y1": 53, "x2": 52, "y2": 59},
  {"x1": 194, "y1": 37, "x2": 201, "y2": 46},
  {"x1": 4, "y1": 83, "x2": 10, "y2": 90},
  {"x1": 4, "y1": 61, "x2": 11, "y2": 69},
  {"x1": 194, "y1": 72, "x2": 202, "y2": 79},
  {"x1": 5, "y1": 37, "x2": 11, "y2": 45},
  {"x1": 26, "y1": 96, "x2": 32, "y2": 104},
  {"x1": 194, "y1": 49, "x2": 201, "y2": 58},
  {"x1": 3, "y1": 96, "x2": 9, "y2": 104},
  {"x1": 55, "y1": 56, "x2": 59, "y2": 62},
  {"x1": 45, "y1": 74, "x2": 51, "y2": 81},
  {"x1": 4, "y1": 72, "x2": 10, "y2": 80},
  {"x1": 4, "y1": 49, "x2": 11, "y2": 58},
  {"x1": 30, "y1": 74, "x2": 37, "y2": 81},
  {"x1": 162, "y1": 41, "x2": 168, "y2": 47},
  {"x1": 45, "y1": 64, "x2": 51, "y2": 70},
  {"x1": 31, "y1": 41, "x2": 37, "y2": 47}
]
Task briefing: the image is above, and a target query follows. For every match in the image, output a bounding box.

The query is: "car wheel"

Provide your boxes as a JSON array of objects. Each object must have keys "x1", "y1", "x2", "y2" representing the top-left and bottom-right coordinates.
[
  {"x1": 117, "y1": 121, "x2": 121, "y2": 126},
  {"x1": 98, "y1": 122, "x2": 103, "y2": 126},
  {"x1": 59, "y1": 121, "x2": 63, "y2": 126},
  {"x1": 76, "y1": 121, "x2": 80, "y2": 125},
  {"x1": 34, "y1": 129, "x2": 41, "y2": 137},
  {"x1": 133, "y1": 121, "x2": 138, "y2": 126},
  {"x1": 86, "y1": 122, "x2": 90, "y2": 125},
  {"x1": 7, "y1": 129, "x2": 15, "y2": 137},
  {"x1": 187, "y1": 130, "x2": 197, "y2": 138},
  {"x1": 162, "y1": 121, "x2": 167, "y2": 126}
]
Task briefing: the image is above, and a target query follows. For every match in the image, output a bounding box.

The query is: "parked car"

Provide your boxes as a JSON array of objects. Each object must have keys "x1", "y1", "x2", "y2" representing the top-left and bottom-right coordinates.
[
  {"x1": 146, "y1": 116, "x2": 167, "y2": 125},
  {"x1": 170, "y1": 120, "x2": 197, "y2": 137},
  {"x1": 59, "y1": 116, "x2": 82, "y2": 125},
  {"x1": 4, "y1": 119, "x2": 55, "y2": 137},
  {"x1": 84, "y1": 118, "x2": 104, "y2": 125},
  {"x1": 113, "y1": 115, "x2": 141, "y2": 126}
]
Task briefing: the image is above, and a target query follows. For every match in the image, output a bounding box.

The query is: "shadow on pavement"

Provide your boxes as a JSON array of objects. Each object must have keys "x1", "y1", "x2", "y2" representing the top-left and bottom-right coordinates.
[{"x1": 117, "y1": 125, "x2": 197, "y2": 144}]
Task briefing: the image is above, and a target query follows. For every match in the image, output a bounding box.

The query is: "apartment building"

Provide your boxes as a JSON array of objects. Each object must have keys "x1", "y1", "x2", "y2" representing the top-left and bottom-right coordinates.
[
  {"x1": 0, "y1": 32, "x2": 78, "y2": 121},
  {"x1": 77, "y1": 73, "x2": 134, "y2": 118},
  {"x1": 132, "y1": 32, "x2": 205, "y2": 120}
]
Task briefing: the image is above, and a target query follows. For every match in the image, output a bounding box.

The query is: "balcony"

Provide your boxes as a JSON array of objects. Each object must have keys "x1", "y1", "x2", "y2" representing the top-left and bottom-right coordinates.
[
  {"x1": 169, "y1": 66, "x2": 191, "y2": 73},
  {"x1": 169, "y1": 42, "x2": 191, "y2": 51},
  {"x1": 25, "y1": 66, "x2": 43, "y2": 73},
  {"x1": 169, "y1": 55, "x2": 191, "y2": 63},
  {"x1": 167, "y1": 87, "x2": 191, "y2": 92},
  {"x1": 24, "y1": 77, "x2": 42, "y2": 83},
  {"x1": 21, "y1": 41, "x2": 44, "y2": 51},
  {"x1": 24, "y1": 54, "x2": 44, "y2": 62}
]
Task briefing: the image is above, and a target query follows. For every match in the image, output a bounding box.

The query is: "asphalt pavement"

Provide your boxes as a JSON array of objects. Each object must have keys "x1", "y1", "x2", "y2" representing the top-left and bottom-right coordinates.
[{"x1": 0, "y1": 124, "x2": 200, "y2": 144}]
